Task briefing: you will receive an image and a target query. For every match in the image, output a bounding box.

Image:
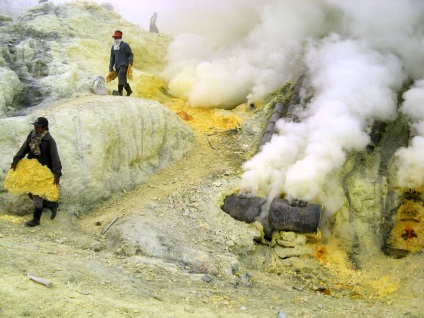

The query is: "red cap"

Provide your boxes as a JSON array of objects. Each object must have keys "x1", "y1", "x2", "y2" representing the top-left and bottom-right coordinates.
[{"x1": 112, "y1": 30, "x2": 122, "y2": 38}]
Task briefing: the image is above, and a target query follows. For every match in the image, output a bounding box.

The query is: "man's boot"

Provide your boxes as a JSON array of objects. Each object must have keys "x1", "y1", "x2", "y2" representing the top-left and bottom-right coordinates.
[
  {"x1": 43, "y1": 200, "x2": 59, "y2": 220},
  {"x1": 50, "y1": 202, "x2": 59, "y2": 220},
  {"x1": 124, "y1": 83, "x2": 132, "y2": 96},
  {"x1": 118, "y1": 85, "x2": 124, "y2": 96},
  {"x1": 25, "y1": 208, "x2": 42, "y2": 227}
]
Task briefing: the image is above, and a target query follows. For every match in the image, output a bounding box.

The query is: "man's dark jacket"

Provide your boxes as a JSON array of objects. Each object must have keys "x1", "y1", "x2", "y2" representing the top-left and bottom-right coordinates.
[
  {"x1": 109, "y1": 41, "x2": 133, "y2": 71},
  {"x1": 13, "y1": 131, "x2": 62, "y2": 178}
]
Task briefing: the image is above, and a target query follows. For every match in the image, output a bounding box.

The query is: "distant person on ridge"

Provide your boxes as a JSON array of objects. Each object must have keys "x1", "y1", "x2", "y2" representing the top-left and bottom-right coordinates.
[
  {"x1": 149, "y1": 12, "x2": 159, "y2": 33},
  {"x1": 109, "y1": 30, "x2": 134, "y2": 96},
  {"x1": 11, "y1": 117, "x2": 62, "y2": 227}
]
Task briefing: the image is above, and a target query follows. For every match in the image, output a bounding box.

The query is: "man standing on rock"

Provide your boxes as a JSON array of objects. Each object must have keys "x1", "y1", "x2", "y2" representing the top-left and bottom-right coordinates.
[
  {"x1": 149, "y1": 12, "x2": 159, "y2": 33},
  {"x1": 11, "y1": 117, "x2": 62, "y2": 227},
  {"x1": 109, "y1": 30, "x2": 134, "y2": 96}
]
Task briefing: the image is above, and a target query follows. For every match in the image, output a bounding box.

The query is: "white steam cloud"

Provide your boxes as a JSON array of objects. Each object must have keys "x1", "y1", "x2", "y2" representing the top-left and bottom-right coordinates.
[
  {"x1": 162, "y1": 0, "x2": 337, "y2": 109},
  {"x1": 396, "y1": 80, "x2": 424, "y2": 189}
]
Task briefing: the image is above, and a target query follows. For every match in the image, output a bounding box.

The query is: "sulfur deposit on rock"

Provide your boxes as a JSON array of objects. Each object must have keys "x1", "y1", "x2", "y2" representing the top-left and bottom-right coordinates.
[
  {"x1": 4, "y1": 158, "x2": 59, "y2": 201},
  {"x1": 271, "y1": 231, "x2": 315, "y2": 261},
  {"x1": 386, "y1": 199, "x2": 424, "y2": 254}
]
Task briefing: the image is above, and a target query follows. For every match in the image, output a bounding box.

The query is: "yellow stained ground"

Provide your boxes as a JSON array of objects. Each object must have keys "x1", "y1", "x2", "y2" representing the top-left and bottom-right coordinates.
[{"x1": 133, "y1": 74, "x2": 244, "y2": 134}]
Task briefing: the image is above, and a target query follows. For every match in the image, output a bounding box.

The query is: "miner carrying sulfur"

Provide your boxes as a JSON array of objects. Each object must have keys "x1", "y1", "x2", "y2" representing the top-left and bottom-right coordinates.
[
  {"x1": 109, "y1": 30, "x2": 134, "y2": 96},
  {"x1": 11, "y1": 117, "x2": 62, "y2": 227}
]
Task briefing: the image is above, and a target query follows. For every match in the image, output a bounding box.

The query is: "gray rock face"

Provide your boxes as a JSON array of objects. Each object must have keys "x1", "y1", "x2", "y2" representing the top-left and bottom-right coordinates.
[
  {"x1": 0, "y1": 68, "x2": 22, "y2": 117},
  {"x1": 0, "y1": 96, "x2": 194, "y2": 214}
]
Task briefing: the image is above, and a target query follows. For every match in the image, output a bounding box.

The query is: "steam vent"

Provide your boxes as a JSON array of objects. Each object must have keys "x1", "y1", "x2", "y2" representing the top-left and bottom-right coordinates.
[
  {"x1": 223, "y1": 77, "x2": 323, "y2": 235},
  {"x1": 223, "y1": 73, "x2": 424, "y2": 264}
]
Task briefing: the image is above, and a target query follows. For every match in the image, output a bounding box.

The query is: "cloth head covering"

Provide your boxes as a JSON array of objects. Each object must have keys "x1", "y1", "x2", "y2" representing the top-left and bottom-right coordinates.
[
  {"x1": 32, "y1": 117, "x2": 48, "y2": 127},
  {"x1": 112, "y1": 30, "x2": 123, "y2": 38}
]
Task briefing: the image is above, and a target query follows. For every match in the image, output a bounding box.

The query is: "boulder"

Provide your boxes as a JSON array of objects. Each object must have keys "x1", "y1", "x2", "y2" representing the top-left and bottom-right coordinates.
[{"x1": 92, "y1": 76, "x2": 107, "y2": 95}]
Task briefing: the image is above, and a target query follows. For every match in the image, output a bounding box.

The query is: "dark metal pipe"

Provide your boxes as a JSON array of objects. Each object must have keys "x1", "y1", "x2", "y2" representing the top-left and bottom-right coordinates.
[
  {"x1": 260, "y1": 102, "x2": 287, "y2": 148},
  {"x1": 221, "y1": 194, "x2": 266, "y2": 223},
  {"x1": 286, "y1": 76, "x2": 304, "y2": 121},
  {"x1": 260, "y1": 76, "x2": 304, "y2": 149},
  {"x1": 268, "y1": 198, "x2": 323, "y2": 233}
]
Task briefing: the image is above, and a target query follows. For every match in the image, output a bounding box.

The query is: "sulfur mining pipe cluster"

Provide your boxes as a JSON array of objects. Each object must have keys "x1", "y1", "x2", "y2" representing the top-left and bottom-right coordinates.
[
  {"x1": 222, "y1": 195, "x2": 322, "y2": 234},
  {"x1": 222, "y1": 76, "x2": 323, "y2": 234},
  {"x1": 286, "y1": 75, "x2": 304, "y2": 121},
  {"x1": 260, "y1": 102, "x2": 288, "y2": 149}
]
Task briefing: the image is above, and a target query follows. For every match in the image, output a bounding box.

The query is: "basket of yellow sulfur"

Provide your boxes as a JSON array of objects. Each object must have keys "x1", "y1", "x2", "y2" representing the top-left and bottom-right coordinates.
[{"x1": 4, "y1": 158, "x2": 60, "y2": 202}]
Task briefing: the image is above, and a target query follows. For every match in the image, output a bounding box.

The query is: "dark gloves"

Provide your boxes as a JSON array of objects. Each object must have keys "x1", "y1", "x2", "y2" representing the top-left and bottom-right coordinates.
[
  {"x1": 54, "y1": 175, "x2": 60, "y2": 186},
  {"x1": 11, "y1": 161, "x2": 18, "y2": 171}
]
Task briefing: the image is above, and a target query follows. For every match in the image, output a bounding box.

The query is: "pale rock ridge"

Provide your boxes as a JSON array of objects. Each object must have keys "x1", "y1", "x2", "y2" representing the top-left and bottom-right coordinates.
[{"x1": 0, "y1": 96, "x2": 195, "y2": 214}]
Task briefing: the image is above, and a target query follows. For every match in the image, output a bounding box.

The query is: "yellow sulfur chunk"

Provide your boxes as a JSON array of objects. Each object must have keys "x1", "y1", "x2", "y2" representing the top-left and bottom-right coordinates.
[{"x1": 4, "y1": 158, "x2": 60, "y2": 202}]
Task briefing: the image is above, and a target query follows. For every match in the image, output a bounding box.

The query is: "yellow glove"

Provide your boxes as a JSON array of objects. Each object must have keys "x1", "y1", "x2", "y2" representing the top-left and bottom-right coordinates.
[
  {"x1": 106, "y1": 70, "x2": 117, "y2": 83},
  {"x1": 127, "y1": 64, "x2": 133, "y2": 81}
]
